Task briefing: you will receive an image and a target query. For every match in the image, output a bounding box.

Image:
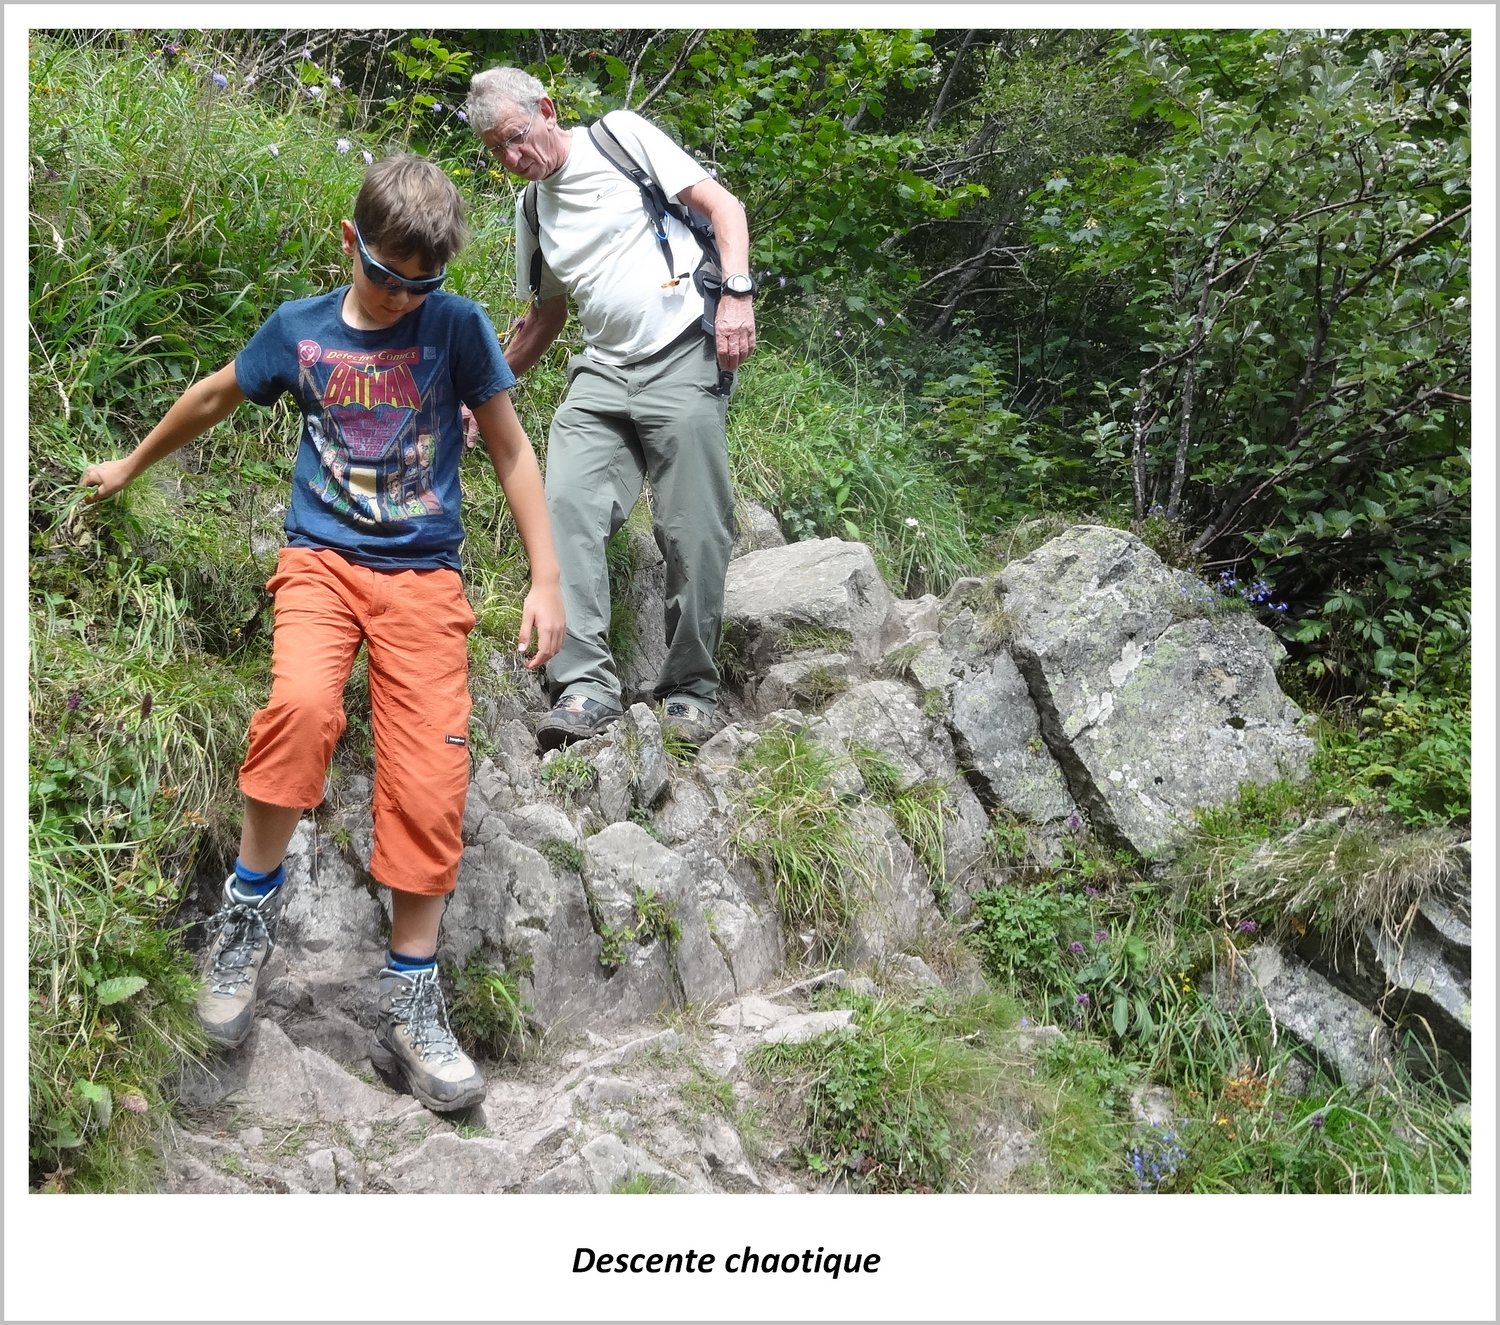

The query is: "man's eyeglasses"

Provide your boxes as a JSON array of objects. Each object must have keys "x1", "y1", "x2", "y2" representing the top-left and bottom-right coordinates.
[
  {"x1": 495, "y1": 108, "x2": 537, "y2": 154},
  {"x1": 353, "y1": 223, "x2": 447, "y2": 296}
]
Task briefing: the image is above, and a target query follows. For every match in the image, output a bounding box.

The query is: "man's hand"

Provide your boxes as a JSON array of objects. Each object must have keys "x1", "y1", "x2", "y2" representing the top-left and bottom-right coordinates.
[
  {"x1": 461, "y1": 403, "x2": 479, "y2": 449},
  {"x1": 81, "y1": 458, "x2": 134, "y2": 504},
  {"x1": 715, "y1": 295, "x2": 756, "y2": 373}
]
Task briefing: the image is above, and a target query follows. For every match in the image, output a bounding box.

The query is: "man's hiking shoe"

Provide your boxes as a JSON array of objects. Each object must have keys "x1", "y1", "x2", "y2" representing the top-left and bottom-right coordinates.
[
  {"x1": 195, "y1": 876, "x2": 286, "y2": 1049},
  {"x1": 535, "y1": 693, "x2": 620, "y2": 751},
  {"x1": 661, "y1": 696, "x2": 716, "y2": 748},
  {"x1": 369, "y1": 966, "x2": 486, "y2": 1113}
]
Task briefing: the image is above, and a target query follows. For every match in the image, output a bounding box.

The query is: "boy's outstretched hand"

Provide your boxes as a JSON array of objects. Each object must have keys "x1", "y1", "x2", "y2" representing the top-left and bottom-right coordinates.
[
  {"x1": 80, "y1": 458, "x2": 134, "y2": 503},
  {"x1": 517, "y1": 579, "x2": 565, "y2": 670}
]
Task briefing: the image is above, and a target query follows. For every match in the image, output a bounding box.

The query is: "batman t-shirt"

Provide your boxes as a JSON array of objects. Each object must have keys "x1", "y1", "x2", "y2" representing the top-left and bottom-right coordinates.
[{"x1": 235, "y1": 288, "x2": 513, "y2": 572}]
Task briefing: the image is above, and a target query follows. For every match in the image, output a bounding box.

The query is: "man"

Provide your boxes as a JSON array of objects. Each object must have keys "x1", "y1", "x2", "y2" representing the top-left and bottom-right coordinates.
[{"x1": 467, "y1": 66, "x2": 757, "y2": 750}]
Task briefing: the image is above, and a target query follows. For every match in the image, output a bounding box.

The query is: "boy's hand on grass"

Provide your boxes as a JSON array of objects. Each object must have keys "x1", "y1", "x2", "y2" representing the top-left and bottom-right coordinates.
[
  {"x1": 80, "y1": 459, "x2": 133, "y2": 503},
  {"x1": 517, "y1": 580, "x2": 565, "y2": 670}
]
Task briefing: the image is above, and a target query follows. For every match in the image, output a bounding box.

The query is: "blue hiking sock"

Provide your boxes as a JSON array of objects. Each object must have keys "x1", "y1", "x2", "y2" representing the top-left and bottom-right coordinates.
[
  {"x1": 233, "y1": 859, "x2": 284, "y2": 895},
  {"x1": 386, "y1": 949, "x2": 437, "y2": 974}
]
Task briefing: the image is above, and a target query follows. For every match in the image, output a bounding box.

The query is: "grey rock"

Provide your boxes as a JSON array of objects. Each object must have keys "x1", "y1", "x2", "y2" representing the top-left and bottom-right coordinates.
[
  {"x1": 176, "y1": 1019, "x2": 414, "y2": 1124},
  {"x1": 695, "y1": 1114, "x2": 763, "y2": 1191},
  {"x1": 843, "y1": 803, "x2": 945, "y2": 964},
  {"x1": 373, "y1": 1132, "x2": 523, "y2": 1194},
  {"x1": 998, "y1": 526, "x2": 1314, "y2": 857},
  {"x1": 731, "y1": 499, "x2": 786, "y2": 557},
  {"x1": 723, "y1": 537, "x2": 898, "y2": 676},
  {"x1": 756, "y1": 652, "x2": 853, "y2": 713},
  {"x1": 526, "y1": 1156, "x2": 593, "y2": 1193},
  {"x1": 946, "y1": 644, "x2": 1078, "y2": 827},
  {"x1": 760, "y1": 1009, "x2": 856, "y2": 1045},
  {"x1": 578, "y1": 1133, "x2": 693, "y2": 1193},
  {"x1": 711, "y1": 995, "x2": 796, "y2": 1030},
  {"x1": 1235, "y1": 944, "x2": 1394, "y2": 1091}
]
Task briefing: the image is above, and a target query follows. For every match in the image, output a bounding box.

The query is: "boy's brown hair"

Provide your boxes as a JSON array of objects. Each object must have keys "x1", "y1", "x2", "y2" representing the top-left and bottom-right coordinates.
[{"x1": 353, "y1": 152, "x2": 469, "y2": 270}]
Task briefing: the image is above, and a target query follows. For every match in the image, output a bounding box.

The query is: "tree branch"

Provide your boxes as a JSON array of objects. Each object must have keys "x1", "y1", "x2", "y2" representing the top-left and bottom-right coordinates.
[{"x1": 634, "y1": 30, "x2": 706, "y2": 114}]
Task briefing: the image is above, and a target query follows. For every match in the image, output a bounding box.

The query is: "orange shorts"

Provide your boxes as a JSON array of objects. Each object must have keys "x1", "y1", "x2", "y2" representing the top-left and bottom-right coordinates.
[{"x1": 239, "y1": 547, "x2": 476, "y2": 896}]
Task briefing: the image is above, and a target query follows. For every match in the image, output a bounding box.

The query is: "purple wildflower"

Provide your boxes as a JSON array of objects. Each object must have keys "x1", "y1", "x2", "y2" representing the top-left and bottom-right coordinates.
[
  {"x1": 66, "y1": 690, "x2": 82, "y2": 713},
  {"x1": 330, "y1": 74, "x2": 342, "y2": 89},
  {"x1": 1069, "y1": 941, "x2": 1085, "y2": 956},
  {"x1": 1066, "y1": 813, "x2": 1082, "y2": 832},
  {"x1": 140, "y1": 693, "x2": 153, "y2": 721},
  {"x1": 457, "y1": 110, "x2": 469, "y2": 123},
  {"x1": 362, "y1": 150, "x2": 374, "y2": 165},
  {"x1": 778, "y1": 275, "x2": 787, "y2": 288},
  {"x1": 335, "y1": 138, "x2": 351, "y2": 155},
  {"x1": 875, "y1": 317, "x2": 886, "y2": 328},
  {"x1": 244, "y1": 73, "x2": 258, "y2": 87},
  {"x1": 1083, "y1": 885, "x2": 1101, "y2": 898},
  {"x1": 1236, "y1": 918, "x2": 1258, "y2": 935},
  {"x1": 432, "y1": 102, "x2": 444, "y2": 113},
  {"x1": 1018, "y1": 1017, "x2": 1031, "y2": 1028},
  {"x1": 210, "y1": 72, "x2": 228, "y2": 89},
  {"x1": 1076, "y1": 992, "x2": 1090, "y2": 1007},
  {"x1": 1094, "y1": 929, "x2": 1110, "y2": 943},
  {"x1": 1309, "y1": 1111, "x2": 1326, "y2": 1130}
]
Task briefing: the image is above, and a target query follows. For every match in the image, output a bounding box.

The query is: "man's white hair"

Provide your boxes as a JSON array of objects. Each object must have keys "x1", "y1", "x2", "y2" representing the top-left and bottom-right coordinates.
[{"x1": 467, "y1": 66, "x2": 548, "y2": 136}]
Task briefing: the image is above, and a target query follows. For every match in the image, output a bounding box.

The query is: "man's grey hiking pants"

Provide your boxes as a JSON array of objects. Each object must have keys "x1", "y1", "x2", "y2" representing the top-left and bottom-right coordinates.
[{"x1": 542, "y1": 325, "x2": 734, "y2": 712}]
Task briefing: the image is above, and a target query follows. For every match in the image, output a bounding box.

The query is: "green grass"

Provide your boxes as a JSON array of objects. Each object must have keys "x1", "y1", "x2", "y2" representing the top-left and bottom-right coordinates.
[
  {"x1": 747, "y1": 986, "x2": 1025, "y2": 1192},
  {"x1": 726, "y1": 350, "x2": 978, "y2": 597},
  {"x1": 446, "y1": 961, "x2": 531, "y2": 1061},
  {"x1": 729, "y1": 725, "x2": 875, "y2": 957}
]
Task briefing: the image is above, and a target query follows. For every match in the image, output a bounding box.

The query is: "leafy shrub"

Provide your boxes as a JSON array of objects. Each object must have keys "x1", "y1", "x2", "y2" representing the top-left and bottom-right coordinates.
[{"x1": 1330, "y1": 685, "x2": 1471, "y2": 828}]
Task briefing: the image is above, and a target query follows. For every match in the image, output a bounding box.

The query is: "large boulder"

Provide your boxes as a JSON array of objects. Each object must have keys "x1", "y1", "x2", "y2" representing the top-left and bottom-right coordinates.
[
  {"x1": 723, "y1": 537, "x2": 900, "y2": 688},
  {"x1": 997, "y1": 525, "x2": 1314, "y2": 858}
]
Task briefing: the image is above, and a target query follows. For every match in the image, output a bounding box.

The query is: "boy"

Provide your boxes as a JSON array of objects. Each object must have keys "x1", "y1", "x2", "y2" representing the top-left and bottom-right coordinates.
[{"x1": 81, "y1": 153, "x2": 564, "y2": 1113}]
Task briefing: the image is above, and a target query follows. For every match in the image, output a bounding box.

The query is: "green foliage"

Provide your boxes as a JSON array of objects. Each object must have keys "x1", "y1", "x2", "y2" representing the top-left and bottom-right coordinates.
[
  {"x1": 1027, "y1": 29, "x2": 1471, "y2": 700},
  {"x1": 968, "y1": 880, "x2": 1095, "y2": 1011},
  {"x1": 850, "y1": 748, "x2": 952, "y2": 903},
  {"x1": 539, "y1": 837, "x2": 585, "y2": 876},
  {"x1": 730, "y1": 726, "x2": 871, "y2": 956},
  {"x1": 1325, "y1": 684, "x2": 1471, "y2": 828},
  {"x1": 446, "y1": 961, "x2": 530, "y2": 1060},
  {"x1": 748, "y1": 988, "x2": 1021, "y2": 1192},
  {"x1": 591, "y1": 889, "x2": 681, "y2": 972},
  {"x1": 540, "y1": 750, "x2": 597, "y2": 802},
  {"x1": 728, "y1": 350, "x2": 977, "y2": 597},
  {"x1": 611, "y1": 1171, "x2": 674, "y2": 1194}
]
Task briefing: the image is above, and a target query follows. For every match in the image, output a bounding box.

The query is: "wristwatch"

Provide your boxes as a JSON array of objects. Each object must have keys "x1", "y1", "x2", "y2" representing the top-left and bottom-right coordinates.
[{"x1": 722, "y1": 273, "x2": 756, "y2": 297}]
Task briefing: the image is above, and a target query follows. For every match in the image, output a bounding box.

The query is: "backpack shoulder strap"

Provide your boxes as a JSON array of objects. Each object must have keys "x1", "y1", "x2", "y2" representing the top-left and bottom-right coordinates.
[
  {"x1": 521, "y1": 181, "x2": 542, "y2": 297},
  {"x1": 589, "y1": 112, "x2": 681, "y2": 277}
]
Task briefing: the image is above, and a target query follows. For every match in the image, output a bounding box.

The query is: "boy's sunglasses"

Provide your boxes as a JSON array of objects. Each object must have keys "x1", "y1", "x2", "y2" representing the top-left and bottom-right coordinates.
[{"x1": 353, "y1": 223, "x2": 447, "y2": 295}]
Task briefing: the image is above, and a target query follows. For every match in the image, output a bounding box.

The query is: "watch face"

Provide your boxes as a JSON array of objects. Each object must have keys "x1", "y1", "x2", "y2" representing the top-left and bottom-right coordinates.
[{"x1": 725, "y1": 274, "x2": 754, "y2": 295}]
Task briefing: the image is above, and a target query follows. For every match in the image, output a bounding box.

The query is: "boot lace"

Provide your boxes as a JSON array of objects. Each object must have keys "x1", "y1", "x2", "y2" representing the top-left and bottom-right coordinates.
[
  {"x1": 389, "y1": 970, "x2": 462, "y2": 1065},
  {"x1": 204, "y1": 897, "x2": 274, "y2": 995}
]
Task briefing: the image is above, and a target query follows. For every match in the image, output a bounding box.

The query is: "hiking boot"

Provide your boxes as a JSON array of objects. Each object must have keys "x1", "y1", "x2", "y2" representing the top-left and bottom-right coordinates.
[
  {"x1": 369, "y1": 966, "x2": 486, "y2": 1113},
  {"x1": 661, "y1": 695, "x2": 716, "y2": 748},
  {"x1": 535, "y1": 693, "x2": 621, "y2": 751},
  {"x1": 195, "y1": 876, "x2": 286, "y2": 1049}
]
